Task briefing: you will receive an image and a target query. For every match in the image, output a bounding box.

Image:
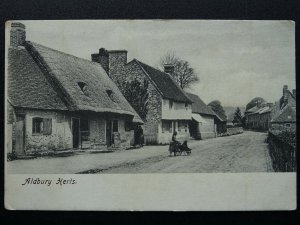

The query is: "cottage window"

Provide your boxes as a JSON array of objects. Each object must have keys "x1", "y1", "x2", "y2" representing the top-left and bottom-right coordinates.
[
  {"x1": 162, "y1": 120, "x2": 172, "y2": 133},
  {"x1": 77, "y1": 82, "x2": 88, "y2": 95},
  {"x1": 32, "y1": 117, "x2": 52, "y2": 135},
  {"x1": 169, "y1": 100, "x2": 173, "y2": 109},
  {"x1": 106, "y1": 89, "x2": 118, "y2": 103},
  {"x1": 185, "y1": 102, "x2": 189, "y2": 110},
  {"x1": 112, "y1": 120, "x2": 118, "y2": 132},
  {"x1": 285, "y1": 123, "x2": 291, "y2": 128},
  {"x1": 178, "y1": 121, "x2": 187, "y2": 132}
]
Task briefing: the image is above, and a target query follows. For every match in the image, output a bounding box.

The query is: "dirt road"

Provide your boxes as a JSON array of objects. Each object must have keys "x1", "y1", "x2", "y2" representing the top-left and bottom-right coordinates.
[
  {"x1": 97, "y1": 131, "x2": 273, "y2": 173},
  {"x1": 7, "y1": 131, "x2": 273, "y2": 174}
]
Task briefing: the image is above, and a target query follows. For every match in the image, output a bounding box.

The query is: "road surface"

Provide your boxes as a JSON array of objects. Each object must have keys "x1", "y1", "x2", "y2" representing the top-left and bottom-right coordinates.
[
  {"x1": 98, "y1": 131, "x2": 273, "y2": 173},
  {"x1": 7, "y1": 131, "x2": 273, "y2": 174}
]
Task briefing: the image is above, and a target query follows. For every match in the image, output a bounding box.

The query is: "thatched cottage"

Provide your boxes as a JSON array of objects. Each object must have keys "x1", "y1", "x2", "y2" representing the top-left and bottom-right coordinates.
[
  {"x1": 91, "y1": 48, "x2": 193, "y2": 144},
  {"x1": 185, "y1": 92, "x2": 216, "y2": 139},
  {"x1": 6, "y1": 23, "x2": 143, "y2": 155}
]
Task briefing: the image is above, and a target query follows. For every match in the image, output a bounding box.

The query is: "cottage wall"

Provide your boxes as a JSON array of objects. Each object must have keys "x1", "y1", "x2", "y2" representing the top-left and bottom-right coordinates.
[
  {"x1": 6, "y1": 102, "x2": 15, "y2": 153},
  {"x1": 161, "y1": 99, "x2": 192, "y2": 120},
  {"x1": 25, "y1": 110, "x2": 72, "y2": 152},
  {"x1": 118, "y1": 119, "x2": 135, "y2": 148},
  {"x1": 88, "y1": 117, "x2": 106, "y2": 149},
  {"x1": 158, "y1": 120, "x2": 190, "y2": 144},
  {"x1": 198, "y1": 115, "x2": 216, "y2": 139}
]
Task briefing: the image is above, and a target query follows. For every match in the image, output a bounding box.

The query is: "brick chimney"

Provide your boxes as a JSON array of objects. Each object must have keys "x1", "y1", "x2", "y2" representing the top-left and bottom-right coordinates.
[
  {"x1": 91, "y1": 48, "x2": 109, "y2": 73},
  {"x1": 10, "y1": 22, "x2": 26, "y2": 47},
  {"x1": 91, "y1": 48, "x2": 127, "y2": 78},
  {"x1": 283, "y1": 85, "x2": 288, "y2": 102},
  {"x1": 164, "y1": 64, "x2": 175, "y2": 74}
]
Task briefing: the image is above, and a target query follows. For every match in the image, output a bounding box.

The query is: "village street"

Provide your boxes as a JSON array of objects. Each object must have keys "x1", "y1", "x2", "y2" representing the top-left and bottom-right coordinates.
[{"x1": 7, "y1": 131, "x2": 273, "y2": 174}]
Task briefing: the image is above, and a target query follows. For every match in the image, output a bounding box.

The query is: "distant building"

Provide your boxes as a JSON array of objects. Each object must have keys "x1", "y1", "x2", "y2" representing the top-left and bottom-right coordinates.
[
  {"x1": 270, "y1": 85, "x2": 296, "y2": 132},
  {"x1": 247, "y1": 103, "x2": 273, "y2": 131},
  {"x1": 185, "y1": 92, "x2": 216, "y2": 139},
  {"x1": 91, "y1": 48, "x2": 193, "y2": 144},
  {"x1": 6, "y1": 23, "x2": 143, "y2": 155},
  {"x1": 213, "y1": 111, "x2": 227, "y2": 135}
]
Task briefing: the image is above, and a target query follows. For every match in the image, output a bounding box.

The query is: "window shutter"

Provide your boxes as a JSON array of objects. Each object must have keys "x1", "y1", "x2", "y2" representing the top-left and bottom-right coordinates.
[{"x1": 43, "y1": 118, "x2": 52, "y2": 135}]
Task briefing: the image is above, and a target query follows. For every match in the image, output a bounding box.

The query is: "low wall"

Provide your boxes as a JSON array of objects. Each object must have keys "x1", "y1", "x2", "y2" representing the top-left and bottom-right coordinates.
[
  {"x1": 226, "y1": 127, "x2": 244, "y2": 136},
  {"x1": 267, "y1": 132, "x2": 296, "y2": 172}
]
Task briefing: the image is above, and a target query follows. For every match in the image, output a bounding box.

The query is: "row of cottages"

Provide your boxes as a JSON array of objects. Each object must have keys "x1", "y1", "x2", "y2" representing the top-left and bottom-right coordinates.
[
  {"x1": 270, "y1": 85, "x2": 296, "y2": 133},
  {"x1": 245, "y1": 85, "x2": 296, "y2": 132},
  {"x1": 185, "y1": 92, "x2": 216, "y2": 139},
  {"x1": 6, "y1": 23, "x2": 143, "y2": 155},
  {"x1": 91, "y1": 48, "x2": 193, "y2": 144},
  {"x1": 246, "y1": 103, "x2": 273, "y2": 131}
]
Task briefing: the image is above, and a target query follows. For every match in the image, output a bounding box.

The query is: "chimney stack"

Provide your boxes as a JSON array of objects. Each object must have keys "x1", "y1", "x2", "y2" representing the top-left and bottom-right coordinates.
[
  {"x1": 91, "y1": 48, "x2": 127, "y2": 77},
  {"x1": 164, "y1": 64, "x2": 175, "y2": 74},
  {"x1": 283, "y1": 85, "x2": 288, "y2": 102},
  {"x1": 10, "y1": 22, "x2": 26, "y2": 47}
]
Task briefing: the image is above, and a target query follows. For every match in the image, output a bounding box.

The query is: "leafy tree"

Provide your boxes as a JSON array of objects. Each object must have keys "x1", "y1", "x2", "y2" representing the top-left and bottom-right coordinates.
[
  {"x1": 159, "y1": 52, "x2": 199, "y2": 89},
  {"x1": 123, "y1": 79, "x2": 149, "y2": 121},
  {"x1": 246, "y1": 97, "x2": 266, "y2": 110},
  {"x1": 233, "y1": 107, "x2": 243, "y2": 125},
  {"x1": 208, "y1": 100, "x2": 227, "y2": 120}
]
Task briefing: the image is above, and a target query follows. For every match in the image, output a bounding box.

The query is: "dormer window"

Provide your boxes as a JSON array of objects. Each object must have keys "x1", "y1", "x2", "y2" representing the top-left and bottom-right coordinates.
[
  {"x1": 77, "y1": 82, "x2": 88, "y2": 95},
  {"x1": 106, "y1": 89, "x2": 118, "y2": 103}
]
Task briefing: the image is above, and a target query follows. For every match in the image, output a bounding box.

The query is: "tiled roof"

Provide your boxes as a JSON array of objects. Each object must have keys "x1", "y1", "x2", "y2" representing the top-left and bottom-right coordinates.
[
  {"x1": 271, "y1": 105, "x2": 296, "y2": 123},
  {"x1": 185, "y1": 92, "x2": 215, "y2": 116},
  {"x1": 134, "y1": 60, "x2": 192, "y2": 103},
  {"x1": 8, "y1": 42, "x2": 143, "y2": 123}
]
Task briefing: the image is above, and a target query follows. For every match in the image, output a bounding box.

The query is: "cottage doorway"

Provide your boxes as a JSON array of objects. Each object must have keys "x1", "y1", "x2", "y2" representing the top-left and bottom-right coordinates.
[
  {"x1": 72, "y1": 118, "x2": 80, "y2": 148},
  {"x1": 106, "y1": 120, "x2": 112, "y2": 147},
  {"x1": 15, "y1": 114, "x2": 25, "y2": 155}
]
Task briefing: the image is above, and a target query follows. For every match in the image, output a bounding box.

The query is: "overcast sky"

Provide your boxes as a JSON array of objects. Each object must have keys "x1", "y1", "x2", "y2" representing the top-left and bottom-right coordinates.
[{"x1": 15, "y1": 20, "x2": 295, "y2": 107}]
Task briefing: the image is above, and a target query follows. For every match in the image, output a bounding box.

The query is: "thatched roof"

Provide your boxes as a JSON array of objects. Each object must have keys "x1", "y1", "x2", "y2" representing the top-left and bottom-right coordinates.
[
  {"x1": 8, "y1": 42, "x2": 143, "y2": 123},
  {"x1": 133, "y1": 59, "x2": 192, "y2": 103},
  {"x1": 7, "y1": 47, "x2": 68, "y2": 110},
  {"x1": 185, "y1": 92, "x2": 215, "y2": 116}
]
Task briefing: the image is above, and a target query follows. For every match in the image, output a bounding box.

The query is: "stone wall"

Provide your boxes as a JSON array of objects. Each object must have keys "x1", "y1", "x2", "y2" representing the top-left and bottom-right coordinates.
[{"x1": 112, "y1": 61, "x2": 162, "y2": 144}]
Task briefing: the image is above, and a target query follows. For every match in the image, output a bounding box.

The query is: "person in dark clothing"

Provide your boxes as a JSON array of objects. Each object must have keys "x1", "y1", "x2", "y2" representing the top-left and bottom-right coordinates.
[
  {"x1": 179, "y1": 140, "x2": 192, "y2": 154},
  {"x1": 172, "y1": 131, "x2": 178, "y2": 143}
]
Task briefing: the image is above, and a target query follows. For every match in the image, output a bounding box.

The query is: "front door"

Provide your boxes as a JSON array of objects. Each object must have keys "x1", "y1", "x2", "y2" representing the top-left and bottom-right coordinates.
[
  {"x1": 72, "y1": 118, "x2": 80, "y2": 148},
  {"x1": 106, "y1": 120, "x2": 112, "y2": 147},
  {"x1": 15, "y1": 114, "x2": 25, "y2": 155}
]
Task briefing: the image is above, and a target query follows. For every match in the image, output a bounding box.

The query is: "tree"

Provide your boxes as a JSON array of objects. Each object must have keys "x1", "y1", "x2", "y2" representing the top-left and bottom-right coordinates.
[
  {"x1": 159, "y1": 52, "x2": 199, "y2": 89},
  {"x1": 208, "y1": 100, "x2": 226, "y2": 120},
  {"x1": 232, "y1": 107, "x2": 243, "y2": 125},
  {"x1": 123, "y1": 79, "x2": 149, "y2": 121},
  {"x1": 246, "y1": 97, "x2": 266, "y2": 110}
]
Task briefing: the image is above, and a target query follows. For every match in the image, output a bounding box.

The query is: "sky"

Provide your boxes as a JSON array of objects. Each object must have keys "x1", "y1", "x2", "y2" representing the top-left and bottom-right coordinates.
[{"x1": 11, "y1": 20, "x2": 295, "y2": 107}]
